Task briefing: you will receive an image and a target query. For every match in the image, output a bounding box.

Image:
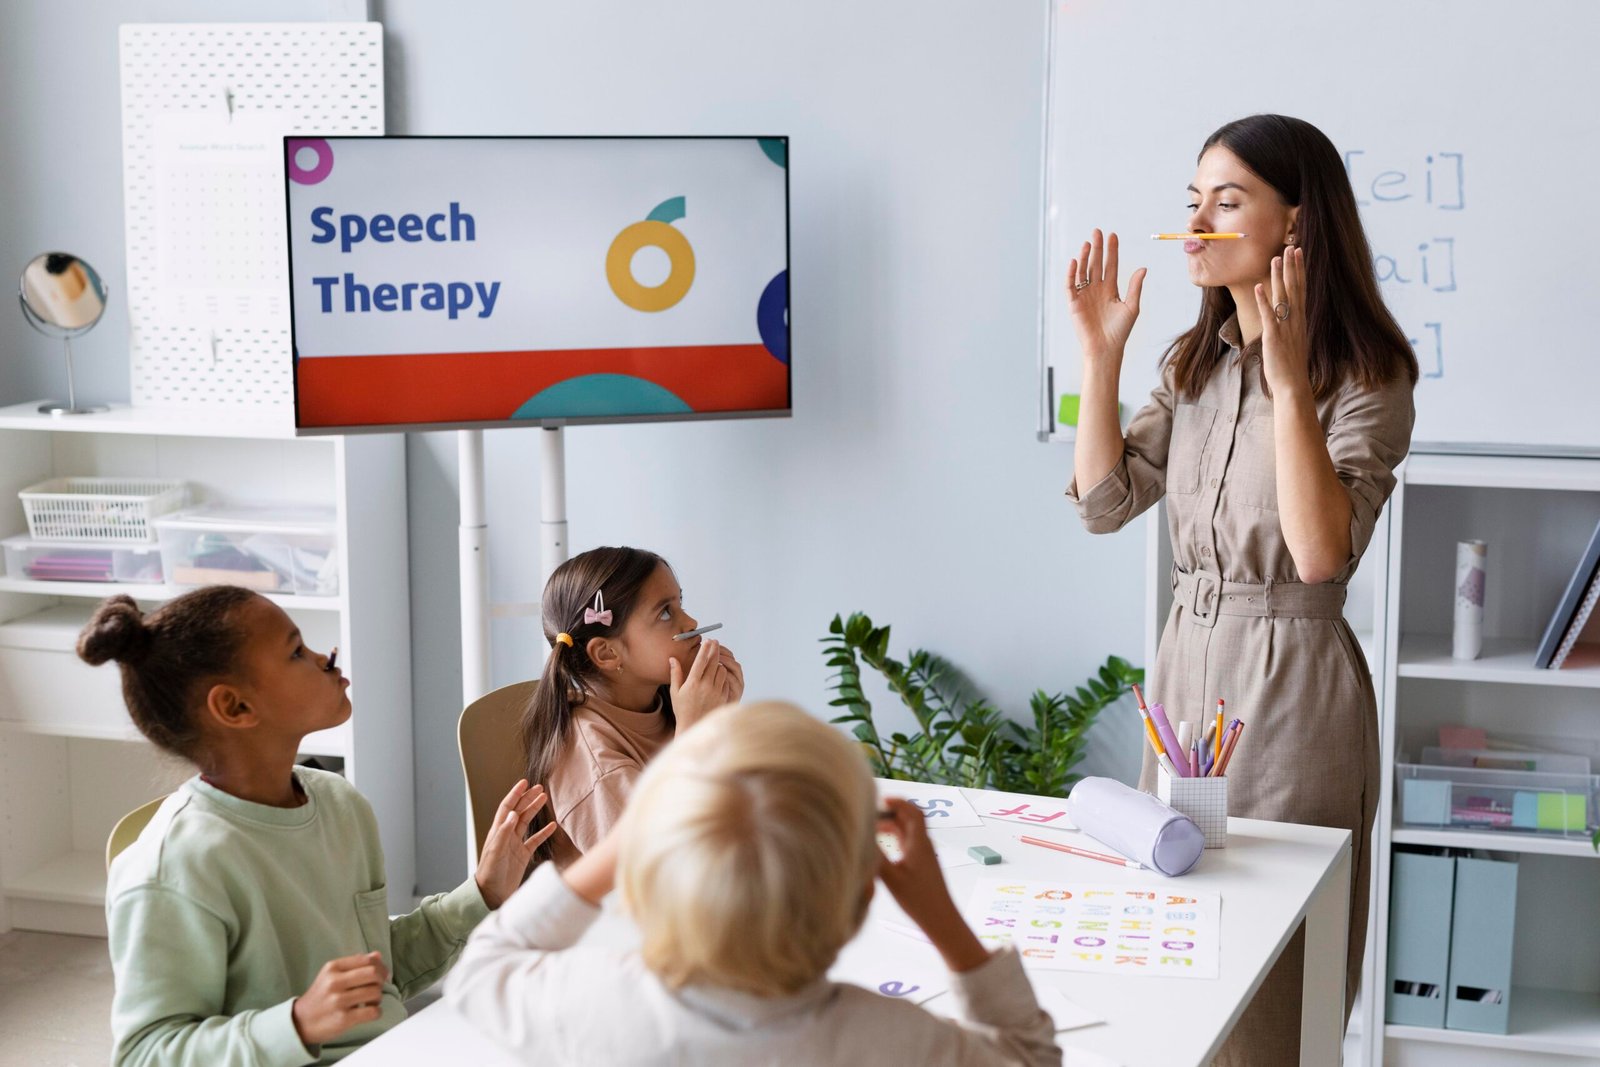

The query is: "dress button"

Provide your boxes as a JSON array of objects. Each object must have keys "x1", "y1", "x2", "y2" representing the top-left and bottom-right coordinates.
[
  {"x1": 1202, "y1": 546, "x2": 1212, "y2": 557},
  {"x1": 1210, "y1": 479, "x2": 1218, "y2": 489},
  {"x1": 1226, "y1": 414, "x2": 1235, "y2": 424}
]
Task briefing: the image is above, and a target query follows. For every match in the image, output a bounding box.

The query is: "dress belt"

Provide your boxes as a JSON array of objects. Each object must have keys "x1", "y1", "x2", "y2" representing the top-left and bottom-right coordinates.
[{"x1": 1171, "y1": 566, "x2": 1347, "y2": 630}]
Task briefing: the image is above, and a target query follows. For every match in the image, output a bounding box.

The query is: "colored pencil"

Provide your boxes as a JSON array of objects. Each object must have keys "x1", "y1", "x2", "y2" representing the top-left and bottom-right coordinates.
[
  {"x1": 1132, "y1": 685, "x2": 1182, "y2": 779},
  {"x1": 1214, "y1": 699, "x2": 1225, "y2": 763},
  {"x1": 1018, "y1": 835, "x2": 1145, "y2": 870},
  {"x1": 1214, "y1": 722, "x2": 1246, "y2": 777}
]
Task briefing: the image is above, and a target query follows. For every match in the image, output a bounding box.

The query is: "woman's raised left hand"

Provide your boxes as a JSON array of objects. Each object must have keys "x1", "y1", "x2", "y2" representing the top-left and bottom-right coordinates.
[{"x1": 1253, "y1": 245, "x2": 1312, "y2": 397}]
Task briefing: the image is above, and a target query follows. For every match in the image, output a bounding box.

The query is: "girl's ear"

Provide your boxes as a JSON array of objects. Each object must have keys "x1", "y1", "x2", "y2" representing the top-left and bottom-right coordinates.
[
  {"x1": 204, "y1": 683, "x2": 259, "y2": 732},
  {"x1": 585, "y1": 637, "x2": 620, "y2": 673}
]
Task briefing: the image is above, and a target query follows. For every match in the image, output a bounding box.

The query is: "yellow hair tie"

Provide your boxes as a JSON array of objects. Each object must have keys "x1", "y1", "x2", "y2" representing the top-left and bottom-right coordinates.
[{"x1": 555, "y1": 632, "x2": 574, "y2": 648}]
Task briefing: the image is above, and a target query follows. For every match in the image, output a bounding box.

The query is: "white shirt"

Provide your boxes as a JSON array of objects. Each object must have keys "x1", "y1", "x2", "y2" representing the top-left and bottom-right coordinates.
[{"x1": 445, "y1": 864, "x2": 1060, "y2": 1066}]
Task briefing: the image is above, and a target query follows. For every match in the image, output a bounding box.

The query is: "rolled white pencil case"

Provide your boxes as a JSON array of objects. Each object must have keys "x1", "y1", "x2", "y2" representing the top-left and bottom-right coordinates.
[{"x1": 1066, "y1": 776, "x2": 1205, "y2": 876}]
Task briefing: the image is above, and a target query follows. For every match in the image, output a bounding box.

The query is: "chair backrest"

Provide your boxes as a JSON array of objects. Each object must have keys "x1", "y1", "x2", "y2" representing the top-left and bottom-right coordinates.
[
  {"x1": 106, "y1": 796, "x2": 168, "y2": 873},
  {"x1": 458, "y1": 680, "x2": 539, "y2": 863}
]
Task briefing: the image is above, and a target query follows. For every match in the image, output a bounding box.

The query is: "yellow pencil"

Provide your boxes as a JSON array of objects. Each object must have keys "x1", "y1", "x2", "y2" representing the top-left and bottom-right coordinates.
[
  {"x1": 1214, "y1": 698, "x2": 1224, "y2": 762},
  {"x1": 1150, "y1": 233, "x2": 1248, "y2": 240}
]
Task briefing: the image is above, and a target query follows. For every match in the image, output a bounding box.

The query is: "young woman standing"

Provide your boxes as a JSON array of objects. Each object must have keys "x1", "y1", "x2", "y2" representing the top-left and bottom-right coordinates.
[{"x1": 1065, "y1": 113, "x2": 1417, "y2": 1063}]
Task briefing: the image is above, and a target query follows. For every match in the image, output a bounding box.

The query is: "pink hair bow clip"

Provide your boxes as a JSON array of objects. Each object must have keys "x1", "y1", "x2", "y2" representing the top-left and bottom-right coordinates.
[{"x1": 583, "y1": 591, "x2": 613, "y2": 627}]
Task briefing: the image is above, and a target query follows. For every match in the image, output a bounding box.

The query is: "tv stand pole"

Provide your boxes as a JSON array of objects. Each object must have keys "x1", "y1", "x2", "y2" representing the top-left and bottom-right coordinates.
[
  {"x1": 459, "y1": 429, "x2": 490, "y2": 707},
  {"x1": 539, "y1": 427, "x2": 569, "y2": 588},
  {"x1": 458, "y1": 426, "x2": 570, "y2": 711}
]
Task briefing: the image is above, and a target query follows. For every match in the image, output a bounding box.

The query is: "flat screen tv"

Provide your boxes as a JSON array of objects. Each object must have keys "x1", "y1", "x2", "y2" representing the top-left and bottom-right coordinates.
[{"x1": 284, "y1": 135, "x2": 790, "y2": 433}]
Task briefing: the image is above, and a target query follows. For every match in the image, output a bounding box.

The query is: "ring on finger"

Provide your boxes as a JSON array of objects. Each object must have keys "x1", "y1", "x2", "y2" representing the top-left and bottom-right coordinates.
[
  {"x1": 1273, "y1": 301, "x2": 1291, "y2": 321},
  {"x1": 1073, "y1": 281, "x2": 1091, "y2": 291}
]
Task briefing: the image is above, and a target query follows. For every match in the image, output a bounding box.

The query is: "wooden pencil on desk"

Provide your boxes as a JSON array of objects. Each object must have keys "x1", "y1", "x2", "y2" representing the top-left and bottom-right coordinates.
[{"x1": 1018, "y1": 834, "x2": 1145, "y2": 870}]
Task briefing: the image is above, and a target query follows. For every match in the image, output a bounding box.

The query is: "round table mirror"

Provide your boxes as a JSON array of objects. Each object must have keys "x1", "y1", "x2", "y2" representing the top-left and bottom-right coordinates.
[{"x1": 19, "y1": 252, "x2": 110, "y2": 415}]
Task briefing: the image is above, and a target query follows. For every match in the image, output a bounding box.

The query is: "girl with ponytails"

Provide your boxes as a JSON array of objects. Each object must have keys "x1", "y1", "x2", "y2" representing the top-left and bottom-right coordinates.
[{"x1": 521, "y1": 546, "x2": 744, "y2": 865}]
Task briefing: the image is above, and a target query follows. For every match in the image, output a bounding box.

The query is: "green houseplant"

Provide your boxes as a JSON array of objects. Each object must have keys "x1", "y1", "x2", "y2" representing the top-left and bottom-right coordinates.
[{"x1": 821, "y1": 611, "x2": 1143, "y2": 798}]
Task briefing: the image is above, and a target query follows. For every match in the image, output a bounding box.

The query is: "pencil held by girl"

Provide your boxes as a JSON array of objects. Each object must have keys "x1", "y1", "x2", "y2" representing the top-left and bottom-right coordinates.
[
  {"x1": 448, "y1": 701, "x2": 1059, "y2": 1065},
  {"x1": 83, "y1": 588, "x2": 553, "y2": 1066}
]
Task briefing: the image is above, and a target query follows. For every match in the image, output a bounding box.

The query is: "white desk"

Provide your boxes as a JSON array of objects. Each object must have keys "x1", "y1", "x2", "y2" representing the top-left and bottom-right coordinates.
[{"x1": 349, "y1": 791, "x2": 1351, "y2": 1067}]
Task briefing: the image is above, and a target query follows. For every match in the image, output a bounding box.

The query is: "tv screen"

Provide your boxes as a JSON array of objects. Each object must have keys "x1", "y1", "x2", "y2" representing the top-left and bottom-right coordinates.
[{"x1": 284, "y1": 136, "x2": 790, "y2": 433}]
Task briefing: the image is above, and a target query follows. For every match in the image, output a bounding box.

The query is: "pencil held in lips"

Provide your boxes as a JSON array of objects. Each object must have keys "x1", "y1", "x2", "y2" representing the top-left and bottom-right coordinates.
[
  {"x1": 1150, "y1": 232, "x2": 1247, "y2": 240},
  {"x1": 672, "y1": 622, "x2": 724, "y2": 642}
]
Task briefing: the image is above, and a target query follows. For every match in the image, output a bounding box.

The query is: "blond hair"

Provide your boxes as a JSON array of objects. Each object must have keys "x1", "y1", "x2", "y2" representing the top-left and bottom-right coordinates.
[{"x1": 615, "y1": 701, "x2": 878, "y2": 997}]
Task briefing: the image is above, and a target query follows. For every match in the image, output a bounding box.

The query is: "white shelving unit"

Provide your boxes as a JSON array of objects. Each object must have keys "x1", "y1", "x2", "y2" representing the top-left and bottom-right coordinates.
[
  {"x1": 0, "y1": 402, "x2": 414, "y2": 935},
  {"x1": 1367, "y1": 452, "x2": 1600, "y2": 1067}
]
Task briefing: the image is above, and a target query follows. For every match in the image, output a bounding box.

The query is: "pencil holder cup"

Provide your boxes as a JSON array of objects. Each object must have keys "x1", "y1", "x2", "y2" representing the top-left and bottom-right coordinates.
[{"x1": 1158, "y1": 770, "x2": 1228, "y2": 848}]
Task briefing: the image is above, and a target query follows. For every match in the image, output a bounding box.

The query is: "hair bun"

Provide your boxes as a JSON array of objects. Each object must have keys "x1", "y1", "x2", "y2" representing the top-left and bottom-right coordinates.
[{"x1": 77, "y1": 595, "x2": 152, "y2": 666}]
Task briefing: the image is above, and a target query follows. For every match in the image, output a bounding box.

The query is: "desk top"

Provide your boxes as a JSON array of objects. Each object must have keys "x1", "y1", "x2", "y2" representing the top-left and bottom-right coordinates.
[
  {"x1": 348, "y1": 787, "x2": 1350, "y2": 1067},
  {"x1": 921, "y1": 806, "x2": 1351, "y2": 1066}
]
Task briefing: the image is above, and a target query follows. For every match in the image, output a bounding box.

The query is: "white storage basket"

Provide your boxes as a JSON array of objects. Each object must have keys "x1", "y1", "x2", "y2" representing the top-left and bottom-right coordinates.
[{"x1": 19, "y1": 477, "x2": 189, "y2": 544}]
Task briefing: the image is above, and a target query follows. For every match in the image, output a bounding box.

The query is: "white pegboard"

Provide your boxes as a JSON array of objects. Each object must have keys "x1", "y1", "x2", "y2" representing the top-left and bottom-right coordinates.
[{"x1": 119, "y1": 23, "x2": 384, "y2": 412}]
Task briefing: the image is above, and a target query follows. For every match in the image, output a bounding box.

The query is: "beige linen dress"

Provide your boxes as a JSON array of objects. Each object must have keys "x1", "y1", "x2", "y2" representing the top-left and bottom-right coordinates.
[{"x1": 1066, "y1": 317, "x2": 1415, "y2": 1065}]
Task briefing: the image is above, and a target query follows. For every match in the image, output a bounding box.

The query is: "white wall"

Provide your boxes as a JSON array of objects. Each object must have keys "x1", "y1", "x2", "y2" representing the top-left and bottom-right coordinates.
[
  {"x1": 386, "y1": 0, "x2": 1149, "y2": 891},
  {"x1": 0, "y1": 0, "x2": 1151, "y2": 896}
]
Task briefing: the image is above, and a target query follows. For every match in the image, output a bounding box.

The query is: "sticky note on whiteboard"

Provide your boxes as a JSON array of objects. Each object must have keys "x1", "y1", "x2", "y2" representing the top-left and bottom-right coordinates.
[
  {"x1": 1058, "y1": 393, "x2": 1081, "y2": 427},
  {"x1": 1056, "y1": 394, "x2": 1125, "y2": 429}
]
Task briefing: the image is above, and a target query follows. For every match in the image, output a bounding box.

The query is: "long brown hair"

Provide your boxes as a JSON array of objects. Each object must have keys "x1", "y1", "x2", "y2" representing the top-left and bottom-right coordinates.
[
  {"x1": 1165, "y1": 114, "x2": 1419, "y2": 400},
  {"x1": 76, "y1": 587, "x2": 259, "y2": 763},
  {"x1": 520, "y1": 546, "x2": 675, "y2": 853}
]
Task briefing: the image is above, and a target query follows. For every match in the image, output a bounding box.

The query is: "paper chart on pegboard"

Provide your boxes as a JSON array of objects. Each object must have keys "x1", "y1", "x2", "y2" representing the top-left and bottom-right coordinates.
[
  {"x1": 119, "y1": 23, "x2": 384, "y2": 412},
  {"x1": 153, "y1": 112, "x2": 290, "y2": 329}
]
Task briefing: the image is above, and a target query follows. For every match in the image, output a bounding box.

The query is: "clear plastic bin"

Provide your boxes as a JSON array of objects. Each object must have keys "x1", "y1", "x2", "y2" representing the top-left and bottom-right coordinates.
[
  {"x1": 1397, "y1": 762, "x2": 1599, "y2": 837},
  {"x1": 153, "y1": 507, "x2": 339, "y2": 597},
  {"x1": 2, "y1": 535, "x2": 164, "y2": 584}
]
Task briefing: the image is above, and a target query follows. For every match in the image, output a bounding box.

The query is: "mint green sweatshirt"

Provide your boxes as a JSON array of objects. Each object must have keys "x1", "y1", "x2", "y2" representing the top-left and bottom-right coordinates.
[{"x1": 106, "y1": 768, "x2": 488, "y2": 1066}]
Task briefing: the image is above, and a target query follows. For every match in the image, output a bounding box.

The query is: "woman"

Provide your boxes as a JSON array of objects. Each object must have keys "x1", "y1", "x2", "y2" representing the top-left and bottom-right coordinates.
[{"x1": 1064, "y1": 114, "x2": 1416, "y2": 1064}]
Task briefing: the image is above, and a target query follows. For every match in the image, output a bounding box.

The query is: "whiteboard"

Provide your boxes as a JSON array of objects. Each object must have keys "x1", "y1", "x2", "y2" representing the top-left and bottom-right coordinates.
[{"x1": 1039, "y1": 0, "x2": 1600, "y2": 454}]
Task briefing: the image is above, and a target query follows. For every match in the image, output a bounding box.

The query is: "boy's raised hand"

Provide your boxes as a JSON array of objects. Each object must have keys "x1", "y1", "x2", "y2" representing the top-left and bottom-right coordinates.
[
  {"x1": 474, "y1": 779, "x2": 558, "y2": 909},
  {"x1": 876, "y1": 798, "x2": 991, "y2": 973},
  {"x1": 292, "y1": 951, "x2": 388, "y2": 1047}
]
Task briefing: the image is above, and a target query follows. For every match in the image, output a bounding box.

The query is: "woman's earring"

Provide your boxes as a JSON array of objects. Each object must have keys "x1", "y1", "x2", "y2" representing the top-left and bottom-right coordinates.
[{"x1": 1285, "y1": 234, "x2": 1296, "y2": 247}]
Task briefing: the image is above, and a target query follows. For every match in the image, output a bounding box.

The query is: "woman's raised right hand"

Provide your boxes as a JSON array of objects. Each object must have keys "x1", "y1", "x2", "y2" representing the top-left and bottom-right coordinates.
[{"x1": 1067, "y1": 228, "x2": 1146, "y2": 363}]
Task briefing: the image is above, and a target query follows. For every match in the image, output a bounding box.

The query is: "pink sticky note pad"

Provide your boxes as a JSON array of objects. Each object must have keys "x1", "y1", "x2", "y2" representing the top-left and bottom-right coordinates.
[{"x1": 1439, "y1": 725, "x2": 1487, "y2": 750}]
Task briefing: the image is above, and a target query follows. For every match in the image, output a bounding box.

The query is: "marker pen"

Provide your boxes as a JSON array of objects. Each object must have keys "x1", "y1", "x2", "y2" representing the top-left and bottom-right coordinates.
[{"x1": 672, "y1": 622, "x2": 724, "y2": 642}]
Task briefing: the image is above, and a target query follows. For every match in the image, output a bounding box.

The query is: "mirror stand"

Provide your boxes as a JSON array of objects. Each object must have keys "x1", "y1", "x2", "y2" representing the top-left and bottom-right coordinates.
[
  {"x1": 36, "y1": 335, "x2": 107, "y2": 415},
  {"x1": 18, "y1": 252, "x2": 112, "y2": 416}
]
